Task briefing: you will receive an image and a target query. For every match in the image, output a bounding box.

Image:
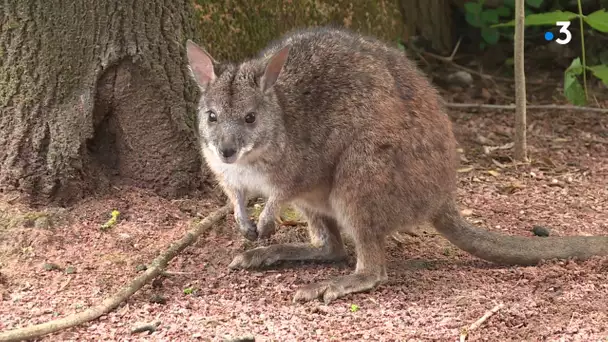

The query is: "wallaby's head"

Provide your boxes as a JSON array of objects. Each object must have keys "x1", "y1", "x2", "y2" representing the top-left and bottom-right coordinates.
[{"x1": 186, "y1": 40, "x2": 289, "y2": 164}]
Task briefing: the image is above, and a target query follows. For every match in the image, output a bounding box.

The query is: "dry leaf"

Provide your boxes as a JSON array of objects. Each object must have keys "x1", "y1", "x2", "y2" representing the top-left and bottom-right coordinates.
[
  {"x1": 476, "y1": 134, "x2": 494, "y2": 145},
  {"x1": 460, "y1": 209, "x2": 474, "y2": 217},
  {"x1": 457, "y1": 166, "x2": 474, "y2": 173},
  {"x1": 483, "y1": 142, "x2": 514, "y2": 155},
  {"x1": 487, "y1": 170, "x2": 500, "y2": 177},
  {"x1": 491, "y1": 159, "x2": 508, "y2": 169},
  {"x1": 500, "y1": 181, "x2": 526, "y2": 194}
]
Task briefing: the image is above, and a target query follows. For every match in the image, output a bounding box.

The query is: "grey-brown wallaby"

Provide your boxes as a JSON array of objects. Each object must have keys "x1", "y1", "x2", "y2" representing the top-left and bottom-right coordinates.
[{"x1": 186, "y1": 27, "x2": 608, "y2": 304}]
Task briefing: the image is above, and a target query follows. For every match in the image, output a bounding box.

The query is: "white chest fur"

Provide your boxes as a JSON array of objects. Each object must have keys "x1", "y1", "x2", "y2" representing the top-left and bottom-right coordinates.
[{"x1": 202, "y1": 147, "x2": 274, "y2": 197}]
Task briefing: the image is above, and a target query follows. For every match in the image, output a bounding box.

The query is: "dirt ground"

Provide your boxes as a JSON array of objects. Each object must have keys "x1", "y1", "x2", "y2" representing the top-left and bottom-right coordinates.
[{"x1": 1, "y1": 73, "x2": 608, "y2": 341}]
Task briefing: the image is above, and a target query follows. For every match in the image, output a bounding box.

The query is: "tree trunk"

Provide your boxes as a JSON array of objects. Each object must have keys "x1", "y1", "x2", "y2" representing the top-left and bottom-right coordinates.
[
  {"x1": 0, "y1": 0, "x2": 208, "y2": 205},
  {"x1": 399, "y1": 0, "x2": 455, "y2": 54}
]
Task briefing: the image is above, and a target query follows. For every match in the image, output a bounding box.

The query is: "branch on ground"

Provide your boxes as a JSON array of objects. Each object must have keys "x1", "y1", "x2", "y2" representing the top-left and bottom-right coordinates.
[
  {"x1": 459, "y1": 303, "x2": 505, "y2": 342},
  {"x1": 445, "y1": 102, "x2": 608, "y2": 113},
  {"x1": 0, "y1": 204, "x2": 232, "y2": 342}
]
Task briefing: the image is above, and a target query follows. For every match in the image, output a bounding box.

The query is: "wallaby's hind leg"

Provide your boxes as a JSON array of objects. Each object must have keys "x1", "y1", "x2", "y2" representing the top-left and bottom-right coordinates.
[
  {"x1": 228, "y1": 207, "x2": 347, "y2": 269},
  {"x1": 293, "y1": 142, "x2": 405, "y2": 303},
  {"x1": 293, "y1": 222, "x2": 388, "y2": 303}
]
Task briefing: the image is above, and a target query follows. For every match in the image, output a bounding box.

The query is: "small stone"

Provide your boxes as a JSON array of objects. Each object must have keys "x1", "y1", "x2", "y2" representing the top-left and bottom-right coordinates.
[
  {"x1": 532, "y1": 225, "x2": 551, "y2": 237},
  {"x1": 224, "y1": 337, "x2": 255, "y2": 342},
  {"x1": 131, "y1": 321, "x2": 160, "y2": 334},
  {"x1": 149, "y1": 294, "x2": 166, "y2": 304},
  {"x1": 446, "y1": 71, "x2": 473, "y2": 86},
  {"x1": 65, "y1": 266, "x2": 77, "y2": 274},
  {"x1": 34, "y1": 216, "x2": 51, "y2": 229},
  {"x1": 43, "y1": 263, "x2": 61, "y2": 271}
]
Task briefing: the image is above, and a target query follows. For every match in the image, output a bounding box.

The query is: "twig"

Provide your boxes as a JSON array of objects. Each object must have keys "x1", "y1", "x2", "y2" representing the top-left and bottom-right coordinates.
[
  {"x1": 0, "y1": 204, "x2": 231, "y2": 342},
  {"x1": 513, "y1": 0, "x2": 527, "y2": 161},
  {"x1": 413, "y1": 45, "x2": 545, "y2": 85},
  {"x1": 459, "y1": 303, "x2": 505, "y2": 342},
  {"x1": 52, "y1": 276, "x2": 73, "y2": 295},
  {"x1": 444, "y1": 102, "x2": 608, "y2": 113},
  {"x1": 449, "y1": 36, "x2": 463, "y2": 61}
]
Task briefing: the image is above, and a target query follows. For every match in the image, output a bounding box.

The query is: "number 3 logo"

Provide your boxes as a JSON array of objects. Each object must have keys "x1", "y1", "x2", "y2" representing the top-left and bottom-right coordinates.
[{"x1": 555, "y1": 21, "x2": 572, "y2": 45}]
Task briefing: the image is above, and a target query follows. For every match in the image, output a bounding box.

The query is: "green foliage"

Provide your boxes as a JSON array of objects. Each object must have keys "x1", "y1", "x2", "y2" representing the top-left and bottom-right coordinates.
[
  {"x1": 494, "y1": 3, "x2": 608, "y2": 106},
  {"x1": 463, "y1": 0, "x2": 545, "y2": 47},
  {"x1": 564, "y1": 58, "x2": 585, "y2": 106},
  {"x1": 349, "y1": 304, "x2": 360, "y2": 312},
  {"x1": 101, "y1": 210, "x2": 120, "y2": 231}
]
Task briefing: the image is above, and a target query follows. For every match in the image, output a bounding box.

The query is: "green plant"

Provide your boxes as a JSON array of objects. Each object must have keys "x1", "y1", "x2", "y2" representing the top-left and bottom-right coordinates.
[
  {"x1": 464, "y1": 0, "x2": 542, "y2": 48},
  {"x1": 100, "y1": 210, "x2": 120, "y2": 231},
  {"x1": 495, "y1": 4, "x2": 608, "y2": 105}
]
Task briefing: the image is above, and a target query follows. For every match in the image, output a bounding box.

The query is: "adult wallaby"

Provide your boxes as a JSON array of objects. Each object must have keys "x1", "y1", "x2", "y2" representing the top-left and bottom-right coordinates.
[{"x1": 185, "y1": 27, "x2": 608, "y2": 304}]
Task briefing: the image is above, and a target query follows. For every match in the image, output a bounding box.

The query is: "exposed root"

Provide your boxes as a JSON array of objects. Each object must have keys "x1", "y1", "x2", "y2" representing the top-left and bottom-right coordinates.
[{"x1": 0, "y1": 204, "x2": 231, "y2": 342}]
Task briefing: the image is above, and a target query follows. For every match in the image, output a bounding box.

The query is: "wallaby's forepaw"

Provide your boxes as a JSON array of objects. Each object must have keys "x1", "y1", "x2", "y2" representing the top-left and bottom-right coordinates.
[
  {"x1": 293, "y1": 273, "x2": 385, "y2": 304},
  {"x1": 228, "y1": 247, "x2": 278, "y2": 269},
  {"x1": 235, "y1": 216, "x2": 258, "y2": 241},
  {"x1": 256, "y1": 217, "x2": 276, "y2": 239}
]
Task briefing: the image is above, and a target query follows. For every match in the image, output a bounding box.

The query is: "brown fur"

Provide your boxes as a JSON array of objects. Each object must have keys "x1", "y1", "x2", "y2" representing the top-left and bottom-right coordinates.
[{"x1": 186, "y1": 27, "x2": 608, "y2": 304}]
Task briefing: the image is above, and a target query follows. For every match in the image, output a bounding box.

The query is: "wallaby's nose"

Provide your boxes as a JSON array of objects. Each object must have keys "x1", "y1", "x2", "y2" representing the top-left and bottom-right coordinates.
[{"x1": 220, "y1": 147, "x2": 237, "y2": 158}]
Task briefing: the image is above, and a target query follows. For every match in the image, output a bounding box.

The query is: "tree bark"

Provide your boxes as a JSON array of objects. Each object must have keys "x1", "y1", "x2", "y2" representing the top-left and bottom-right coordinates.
[
  {"x1": 0, "y1": 0, "x2": 207, "y2": 205},
  {"x1": 399, "y1": 0, "x2": 455, "y2": 54}
]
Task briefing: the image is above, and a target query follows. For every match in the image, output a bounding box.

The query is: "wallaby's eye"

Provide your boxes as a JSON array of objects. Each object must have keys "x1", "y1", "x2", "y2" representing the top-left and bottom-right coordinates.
[
  {"x1": 244, "y1": 112, "x2": 256, "y2": 124},
  {"x1": 207, "y1": 110, "x2": 217, "y2": 123}
]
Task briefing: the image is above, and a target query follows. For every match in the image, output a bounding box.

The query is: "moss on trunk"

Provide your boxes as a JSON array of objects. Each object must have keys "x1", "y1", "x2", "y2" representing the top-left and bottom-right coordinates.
[{"x1": 193, "y1": 0, "x2": 404, "y2": 61}]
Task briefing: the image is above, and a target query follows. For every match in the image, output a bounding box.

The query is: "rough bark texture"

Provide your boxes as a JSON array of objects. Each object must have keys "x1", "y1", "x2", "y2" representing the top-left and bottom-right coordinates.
[
  {"x1": 0, "y1": 0, "x2": 207, "y2": 205},
  {"x1": 400, "y1": 0, "x2": 455, "y2": 54},
  {"x1": 193, "y1": 0, "x2": 405, "y2": 61}
]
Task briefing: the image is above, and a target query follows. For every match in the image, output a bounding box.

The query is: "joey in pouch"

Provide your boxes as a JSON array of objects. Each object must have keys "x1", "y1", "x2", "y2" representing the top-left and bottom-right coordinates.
[{"x1": 186, "y1": 27, "x2": 608, "y2": 304}]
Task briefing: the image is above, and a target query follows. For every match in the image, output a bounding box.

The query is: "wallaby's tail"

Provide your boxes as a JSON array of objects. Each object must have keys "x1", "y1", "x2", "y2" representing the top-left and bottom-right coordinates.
[{"x1": 432, "y1": 200, "x2": 608, "y2": 265}]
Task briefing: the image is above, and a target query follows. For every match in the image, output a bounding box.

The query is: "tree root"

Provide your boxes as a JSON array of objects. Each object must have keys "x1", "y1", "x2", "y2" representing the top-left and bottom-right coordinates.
[{"x1": 0, "y1": 204, "x2": 231, "y2": 342}]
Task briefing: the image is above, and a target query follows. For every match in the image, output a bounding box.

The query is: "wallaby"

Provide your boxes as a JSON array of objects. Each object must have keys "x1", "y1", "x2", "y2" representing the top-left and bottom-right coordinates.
[{"x1": 185, "y1": 27, "x2": 608, "y2": 304}]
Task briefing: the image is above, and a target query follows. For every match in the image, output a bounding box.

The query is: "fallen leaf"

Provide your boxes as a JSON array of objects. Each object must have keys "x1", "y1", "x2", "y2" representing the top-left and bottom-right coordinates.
[
  {"x1": 457, "y1": 166, "x2": 474, "y2": 173},
  {"x1": 476, "y1": 134, "x2": 494, "y2": 145},
  {"x1": 491, "y1": 159, "x2": 508, "y2": 169},
  {"x1": 487, "y1": 170, "x2": 500, "y2": 177},
  {"x1": 460, "y1": 209, "x2": 474, "y2": 217},
  {"x1": 500, "y1": 181, "x2": 526, "y2": 194}
]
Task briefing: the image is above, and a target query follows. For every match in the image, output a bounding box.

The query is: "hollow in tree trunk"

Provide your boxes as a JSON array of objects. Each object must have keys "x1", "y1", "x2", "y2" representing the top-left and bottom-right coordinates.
[{"x1": 0, "y1": 0, "x2": 209, "y2": 205}]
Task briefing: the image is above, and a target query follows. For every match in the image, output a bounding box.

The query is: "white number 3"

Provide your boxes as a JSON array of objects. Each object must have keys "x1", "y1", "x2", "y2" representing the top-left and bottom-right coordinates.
[{"x1": 555, "y1": 21, "x2": 572, "y2": 45}]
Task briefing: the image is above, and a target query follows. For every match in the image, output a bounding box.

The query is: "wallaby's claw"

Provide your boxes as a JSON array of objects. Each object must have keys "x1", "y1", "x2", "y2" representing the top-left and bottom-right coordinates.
[
  {"x1": 228, "y1": 247, "x2": 278, "y2": 269},
  {"x1": 293, "y1": 274, "x2": 385, "y2": 304},
  {"x1": 240, "y1": 227, "x2": 258, "y2": 241},
  {"x1": 235, "y1": 216, "x2": 258, "y2": 241},
  {"x1": 256, "y1": 218, "x2": 276, "y2": 240},
  {"x1": 293, "y1": 281, "x2": 335, "y2": 304}
]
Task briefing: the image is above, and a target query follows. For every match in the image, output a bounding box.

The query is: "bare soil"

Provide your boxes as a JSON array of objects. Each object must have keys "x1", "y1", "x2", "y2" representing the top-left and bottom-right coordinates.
[{"x1": 1, "y1": 81, "x2": 608, "y2": 341}]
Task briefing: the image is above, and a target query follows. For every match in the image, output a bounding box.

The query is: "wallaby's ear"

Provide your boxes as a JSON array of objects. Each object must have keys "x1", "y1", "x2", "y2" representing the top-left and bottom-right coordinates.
[
  {"x1": 261, "y1": 46, "x2": 290, "y2": 92},
  {"x1": 186, "y1": 39, "x2": 216, "y2": 90}
]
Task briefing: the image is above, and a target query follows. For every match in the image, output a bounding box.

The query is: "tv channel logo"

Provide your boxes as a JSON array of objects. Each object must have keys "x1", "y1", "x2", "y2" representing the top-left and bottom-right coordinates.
[{"x1": 544, "y1": 21, "x2": 572, "y2": 45}]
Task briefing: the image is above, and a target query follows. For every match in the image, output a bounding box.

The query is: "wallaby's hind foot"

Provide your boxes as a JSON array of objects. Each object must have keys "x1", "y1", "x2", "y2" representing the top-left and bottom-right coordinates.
[
  {"x1": 228, "y1": 242, "x2": 347, "y2": 269},
  {"x1": 229, "y1": 211, "x2": 347, "y2": 269},
  {"x1": 293, "y1": 272, "x2": 387, "y2": 304}
]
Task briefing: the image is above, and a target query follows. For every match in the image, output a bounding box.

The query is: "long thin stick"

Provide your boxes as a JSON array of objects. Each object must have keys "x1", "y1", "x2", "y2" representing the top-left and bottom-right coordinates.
[
  {"x1": 577, "y1": 0, "x2": 588, "y2": 101},
  {"x1": 513, "y1": 0, "x2": 528, "y2": 161},
  {"x1": 0, "y1": 204, "x2": 231, "y2": 342},
  {"x1": 459, "y1": 303, "x2": 505, "y2": 342},
  {"x1": 444, "y1": 102, "x2": 608, "y2": 113}
]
